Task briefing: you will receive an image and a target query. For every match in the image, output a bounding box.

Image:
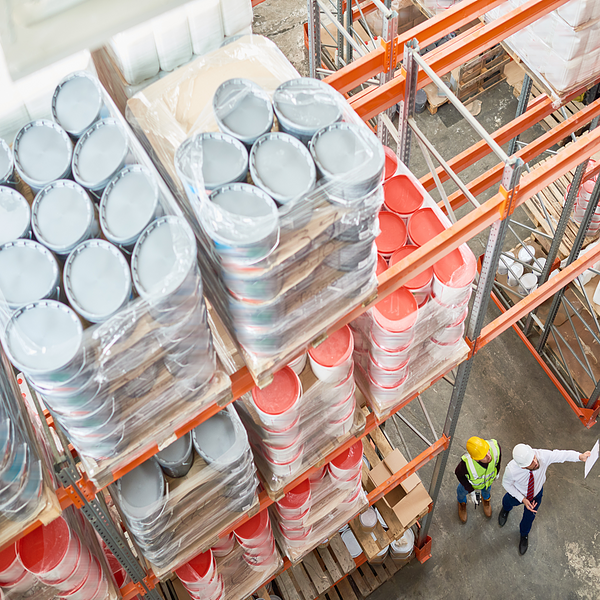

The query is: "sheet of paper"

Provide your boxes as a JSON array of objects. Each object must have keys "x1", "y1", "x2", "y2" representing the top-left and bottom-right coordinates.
[{"x1": 584, "y1": 439, "x2": 599, "y2": 479}]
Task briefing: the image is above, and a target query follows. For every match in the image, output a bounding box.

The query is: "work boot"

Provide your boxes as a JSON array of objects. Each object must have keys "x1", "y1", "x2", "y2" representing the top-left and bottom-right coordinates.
[
  {"x1": 519, "y1": 535, "x2": 529, "y2": 555},
  {"x1": 458, "y1": 502, "x2": 467, "y2": 523},
  {"x1": 498, "y1": 507, "x2": 509, "y2": 527},
  {"x1": 482, "y1": 498, "x2": 492, "y2": 518}
]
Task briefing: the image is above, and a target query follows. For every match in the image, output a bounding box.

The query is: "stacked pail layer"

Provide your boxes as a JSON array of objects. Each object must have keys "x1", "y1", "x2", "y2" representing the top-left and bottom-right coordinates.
[
  {"x1": 486, "y1": 0, "x2": 600, "y2": 92},
  {"x1": 567, "y1": 160, "x2": 600, "y2": 234},
  {"x1": 174, "y1": 73, "x2": 382, "y2": 376},
  {"x1": 351, "y1": 160, "x2": 475, "y2": 417},
  {"x1": 108, "y1": 0, "x2": 253, "y2": 88},
  {"x1": 0, "y1": 349, "x2": 47, "y2": 532},
  {"x1": 270, "y1": 441, "x2": 368, "y2": 562},
  {"x1": 1, "y1": 511, "x2": 115, "y2": 600},
  {"x1": 0, "y1": 71, "x2": 224, "y2": 486},
  {"x1": 176, "y1": 514, "x2": 281, "y2": 600},
  {"x1": 235, "y1": 326, "x2": 358, "y2": 493},
  {"x1": 111, "y1": 407, "x2": 258, "y2": 573}
]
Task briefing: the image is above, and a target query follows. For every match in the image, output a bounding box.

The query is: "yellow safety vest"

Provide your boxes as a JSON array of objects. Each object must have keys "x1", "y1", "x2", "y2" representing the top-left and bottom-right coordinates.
[{"x1": 461, "y1": 439, "x2": 500, "y2": 490}]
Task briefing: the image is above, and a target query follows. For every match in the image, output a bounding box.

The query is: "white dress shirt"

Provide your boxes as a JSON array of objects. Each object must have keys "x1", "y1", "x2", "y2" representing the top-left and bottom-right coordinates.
[{"x1": 502, "y1": 449, "x2": 581, "y2": 502}]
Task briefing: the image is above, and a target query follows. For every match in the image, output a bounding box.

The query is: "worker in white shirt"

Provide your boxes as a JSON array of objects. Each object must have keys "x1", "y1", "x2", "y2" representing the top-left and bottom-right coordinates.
[{"x1": 498, "y1": 443, "x2": 591, "y2": 555}]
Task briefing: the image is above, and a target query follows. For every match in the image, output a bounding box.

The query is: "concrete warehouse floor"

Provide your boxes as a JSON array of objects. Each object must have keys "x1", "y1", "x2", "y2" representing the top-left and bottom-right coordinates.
[{"x1": 254, "y1": 2, "x2": 600, "y2": 599}]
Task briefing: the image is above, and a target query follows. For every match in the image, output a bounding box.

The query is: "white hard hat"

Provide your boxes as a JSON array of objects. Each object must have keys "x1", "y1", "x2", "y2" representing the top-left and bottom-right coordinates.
[{"x1": 513, "y1": 443, "x2": 535, "y2": 468}]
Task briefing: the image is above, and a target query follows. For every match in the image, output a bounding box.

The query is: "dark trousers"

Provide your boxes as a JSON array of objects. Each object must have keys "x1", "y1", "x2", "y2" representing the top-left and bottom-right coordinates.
[{"x1": 501, "y1": 488, "x2": 544, "y2": 536}]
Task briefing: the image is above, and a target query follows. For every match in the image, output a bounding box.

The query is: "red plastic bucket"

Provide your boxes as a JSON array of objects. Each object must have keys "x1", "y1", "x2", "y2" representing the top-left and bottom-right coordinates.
[
  {"x1": 0, "y1": 543, "x2": 25, "y2": 584},
  {"x1": 308, "y1": 325, "x2": 354, "y2": 384},
  {"x1": 383, "y1": 146, "x2": 398, "y2": 182},
  {"x1": 383, "y1": 174, "x2": 424, "y2": 220},
  {"x1": 251, "y1": 366, "x2": 302, "y2": 428},
  {"x1": 329, "y1": 441, "x2": 363, "y2": 480},
  {"x1": 376, "y1": 211, "x2": 407, "y2": 259},
  {"x1": 407, "y1": 208, "x2": 445, "y2": 247}
]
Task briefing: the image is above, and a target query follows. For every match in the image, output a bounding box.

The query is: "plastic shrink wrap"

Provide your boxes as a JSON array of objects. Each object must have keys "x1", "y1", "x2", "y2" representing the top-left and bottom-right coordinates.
[
  {"x1": 352, "y1": 161, "x2": 473, "y2": 419},
  {"x1": 270, "y1": 442, "x2": 369, "y2": 563},
  {"x1": 1, "y1": 506, "x2": 120, "y2": 600},
  {"x1": 109, "y1": 406, "x2": 258, "y2": 576},
  {"x1": 235, "y1": 323, "x2": 366, "y2": 495},
  {"x1": 485, "y1": 0, "x2": 600, "y2": 93},
  {"x1": 0, "y1": 70, "x2": 229, "y2": 490},
  {"x1": 126, "y1": 35, "x2": 383, "y2": 385},
  {"x1": 174, "y1": 512, "x2": 282, "y2": 600}
]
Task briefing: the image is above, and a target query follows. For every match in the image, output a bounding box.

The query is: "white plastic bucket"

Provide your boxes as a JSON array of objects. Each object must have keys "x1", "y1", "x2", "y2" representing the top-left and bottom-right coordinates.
[
  {"x1": 288, "y1": 353, "x2": 307, "y2": 375},
  {"x1": 518, "y1": 272, "x2": 538, "y2": 295},
  {"x1": 251, "y1": 366, "x2": 302, "y2": 429},
  {"x1": 368, "y1": 355, "x2": 409, "y2": 388},
  {"x1": 264, "y1": 432, "x2": 304, "y2": 463},
  {"x1": 497, "y1": 252, "x2": 515, "y2": 276},
  {"x1": 329, "y1": 441, "x2": 363, "y2": 481},
  {"x1": 517, "y1": 244, "x2": 536, "y2": 265},
  {"x1": 0, "y1": 187, "x2": 31, "y2": 245},
  {"x1": 506, "y1": 262, "x2": 524, "y2": 287},
  {"x1": 308, "y1": 325, "x2": 354, "y2": 384},
  {"x1": 276, "y1": 480, "x2": 312, "y2": 519},
  {"x1": 370, "y1": 337, "x2": 412, "y2": 370},
  {"x1": 432, "y1": 247, "x2": 476, "y2": 306},
  {"x1": 328, "y1": 399, "x2": 355, "y2": 437},
  {"x1": 0, "y1": 139, "x2": 13, "y2": 185},
  {"x1": 265, "y1": 444, "x2": 304, "y2": 478},
  {"x1": 368, "y1": 369, "x2": 409, "y2": 405}
]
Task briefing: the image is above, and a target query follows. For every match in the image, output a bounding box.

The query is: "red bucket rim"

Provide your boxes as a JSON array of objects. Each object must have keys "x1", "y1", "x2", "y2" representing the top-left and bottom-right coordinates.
[
  {"x1": 389, "y1": 244, "x2": 434, "y2": 290},
  {"x1": 252, "y1": 366, "x2": 301, "y2": 416},
  {"x1": 278, "y1": 479, "x2": 311, "y2": 510},
  {"x1": 407, "y1": 208, "x2": 445, "y2": 247},
  {"x1": 234, "y1": 508, "x2": 270, "y2": 541},
  {"x1": 373, "y1": 287, "x2": 418, "y2": 332},
  {"x1": 17, "y1": 516, "x2": 73, "y2": 575},
  {"x1": 383, "y1": 174, "x2": 424, "y2": 215},
  {"x1": 376, "y1": 211, "x2": 407, "y2": 256},
  {"x1": 330, "y1": 440, "x2": 363, "y2": 472},
  {"x1": 308, "y1": 325, "x2": 353, "y2": 368}
]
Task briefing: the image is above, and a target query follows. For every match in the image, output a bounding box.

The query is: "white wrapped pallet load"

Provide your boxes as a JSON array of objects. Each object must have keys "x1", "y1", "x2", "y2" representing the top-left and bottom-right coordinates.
[
  {"x1": 187, "y1": 0, "x2": 225, "y2": 56},
  {"x1": 220, "y1": 0, "x2": 253, "y2": 37},
  {"x1": 152, "y1": 7, "x2": 193, "y2": 72},
  {"x1": 110, "y1": 22, "x2": 160, "y2": 85}
]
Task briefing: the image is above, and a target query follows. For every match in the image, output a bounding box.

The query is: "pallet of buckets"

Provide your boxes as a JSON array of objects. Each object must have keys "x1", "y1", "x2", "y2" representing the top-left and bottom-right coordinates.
[
  {"x1": 126, "y1": 35, "x2": 384, "y2": 386},
  {"x1": 352, "y1": 158, "x2": 474, "y2": 419}
]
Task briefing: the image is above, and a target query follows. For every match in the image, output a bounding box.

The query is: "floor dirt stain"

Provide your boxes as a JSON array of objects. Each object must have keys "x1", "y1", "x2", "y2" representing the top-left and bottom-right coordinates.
[{"x1": 565, "y1": 541, "x2": 600, "y2": 600}]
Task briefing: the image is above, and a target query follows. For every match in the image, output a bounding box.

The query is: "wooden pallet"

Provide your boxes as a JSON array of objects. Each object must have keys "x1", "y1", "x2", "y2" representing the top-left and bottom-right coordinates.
[
  {"x1": 275, "y1": 534, "x2": 356, "y2": 600},
  {"x1": 348, "y1": 557, "x2": 404, "y2": 598},
  {"x1": 348, "y1": 418, "x2": 431, "y2": 560}
]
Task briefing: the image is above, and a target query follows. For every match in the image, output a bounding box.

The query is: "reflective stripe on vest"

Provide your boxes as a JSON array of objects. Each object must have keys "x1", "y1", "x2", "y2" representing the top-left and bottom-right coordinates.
[{"x1": 462, "y1": 439, "x2": 500, "y2": 490}]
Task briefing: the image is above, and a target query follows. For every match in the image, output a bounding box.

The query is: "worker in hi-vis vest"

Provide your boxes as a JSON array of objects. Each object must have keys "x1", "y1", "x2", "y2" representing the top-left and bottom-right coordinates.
[{"x1": 454, "y1": 437, "x2": 501, "y2": 523}]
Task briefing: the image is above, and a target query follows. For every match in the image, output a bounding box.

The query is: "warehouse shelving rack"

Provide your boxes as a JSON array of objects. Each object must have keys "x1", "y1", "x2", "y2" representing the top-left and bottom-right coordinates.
[{"x1": 4, "y1": 1, "x2": 600, "y2": 598}]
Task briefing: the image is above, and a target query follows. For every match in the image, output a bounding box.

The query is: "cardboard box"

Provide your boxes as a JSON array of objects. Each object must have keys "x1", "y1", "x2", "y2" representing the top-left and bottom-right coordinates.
[{"x1": 366, "y1": 449, "x2": 432, "y2": 528}]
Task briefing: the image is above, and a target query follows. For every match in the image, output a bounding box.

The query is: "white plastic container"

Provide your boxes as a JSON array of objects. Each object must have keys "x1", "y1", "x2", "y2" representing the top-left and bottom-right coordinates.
[
  {"x1": 152, "y1": 8, "x2": 193, "y2": 72},
  {"x1": 220, "y1": 0, "x2": 254, "y2": 37},
  {"x1": 0, "y1": 240, "x2": 60, "y2": 310},
  {"x1": 100, "y1": 165, "x2": 160, "y2": 249},
  {"x1": 276, "y1": 480, "x2": 312, "y2": 520},
  {"x1": 517, "y1": 244, "x2": 536, "y2": 265},
  {"x1": 211, "y1": 533, "x2": 235, "y2": 558},
  {"x1": 110, "y1": 23, "x2": 160, "y2": 85},
  {"x1": 187, "y1": 0, "x2": 224, "y2": 55},
  {"x1": 308, "y1": 325, "x2": 354, "y2": 384},
  {"x1": 506, "y1": 262, "x2": 524, "y2": 287},
  {"x1": 264, "y1": 433, "x2": 304, "y2": 463},
  {"x1": 32, "y1": 181, "x2": 99, "y2": 255},
  {"x1": 370, "y1": 337, "x2": 412, "y2": 370},
  {"x1": 432, "y1": 247, "x2": 476, "y2": 306},
  {"x1": 368, "y1": 355, "x2": 409, "y2": 388},
  {"x1": 359, "y1": 508, "x2": 378, "y2": 533},
  {"x1": 368, "y1": 369, "x2": 409, "y2": 406},
  {"x1": 0, "y1": 138, "x2": 13, "y2": 185},
  {"x1": 328, "y1": 399, "x2": 356, "y2": 437},
  {"x1": 13, "y1": 120, "x2": 73, "y2": 192},
  {"x1": 518, "y1": 272, "x2": 538, "y2": 295},
  {"x1": 266, "y1": 445, "x2": 304, "y2": 478},
  {"x1": 329, "y1": 441, "x2": 363, "y2": 481},
  {"x1": 64, "y1": 239, "x2": 132, "y2": 323},
  {"x1": 287, "y1": 353, "x2": 307, "y2": 375},
  {"x1": 432, "y1": 322, "x2": 465, "y2": 345},
  {"x1": 251, "y1": 366, "x2": 302, "y2": 429},
  {"x1": 371, "y1": 288, "x2": 418, "y2": 350},
  {"x1": 262, "y1": 414, "x2": 300, "y2": 447},
  {"x1": 0, "y1": 187, "x2": 31, "y2": 245},
  {"x1": 497, "y1": 252, "x2": 515, "y2": 276},
  {"x1": 532, "y1": 257, "x2": 547, "y2": 275}
]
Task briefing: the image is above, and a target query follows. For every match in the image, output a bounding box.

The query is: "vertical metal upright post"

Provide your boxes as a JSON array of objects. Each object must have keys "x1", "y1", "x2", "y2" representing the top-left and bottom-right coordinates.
[
  {"x1": 376, "y1": 5, "x2": 397, "y2": 148},
  {"x1": 537, "y1": 174, "x2": 600, "y2": 352},
  {"x1": 346, "y1": 0, "x2": 353, "y2": 64},
  {"x1": 397, "y1": 40, "x2": 418, "y2": 165},
  {"x1": 417, "y1": 158, "x2": 523, "y2": 548},
  {"x1": 508, "y1": 74, "x2": 533, "y2": 156},
  {"x1": 307, "y1": 0, "x2": 321, "y2": 79},
  {"x1": 586, "y1": 380, "x2": 600, "y2": 409},
  {"x1": 337, "y1": 0, "x2": 344, "y2": 68}
]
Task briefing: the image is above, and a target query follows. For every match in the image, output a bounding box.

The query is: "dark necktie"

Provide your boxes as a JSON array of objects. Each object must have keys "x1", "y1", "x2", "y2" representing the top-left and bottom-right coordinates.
[{"x1": 527, "y1": 470, "x2": 535, "y2": 502}]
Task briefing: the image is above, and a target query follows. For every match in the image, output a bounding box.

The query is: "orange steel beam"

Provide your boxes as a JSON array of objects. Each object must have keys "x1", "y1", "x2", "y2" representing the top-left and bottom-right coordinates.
[
  {"x1": 490, "y1": 294, "x2": 599, "y2": 428},
  {"x1": 441, "y1": 96, "x2": 600, "y2": 212},
  {"x1": 350, "y1": 0, "x2": 571, "y2": 120},
  {"x1": 324, "y1": 0, "x2": 504, "y2": 94},
  {"x1": 420, "y1": 86, "x2": 593, "y2": 193}
]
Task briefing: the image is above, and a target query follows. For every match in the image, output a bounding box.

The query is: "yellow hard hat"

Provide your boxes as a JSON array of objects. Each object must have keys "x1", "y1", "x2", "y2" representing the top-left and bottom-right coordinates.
[{"x1": 466, "y1": 437, "x2": 490, "y2": 461}]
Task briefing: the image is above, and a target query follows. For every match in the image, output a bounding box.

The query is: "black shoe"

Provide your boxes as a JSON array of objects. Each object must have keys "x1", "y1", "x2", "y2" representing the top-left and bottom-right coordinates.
[
  {"x1": 498, "y1": 508, "x2": 509, "y2": 527},
  {"x1": 519, "y1": 535, "x2": 529, "y2": 555}
]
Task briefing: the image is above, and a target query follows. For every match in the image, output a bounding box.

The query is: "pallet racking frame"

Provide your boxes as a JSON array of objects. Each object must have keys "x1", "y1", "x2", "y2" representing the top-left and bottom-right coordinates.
[{"x1": 4, "y1": 1, "x2": 600, "y2": 598}]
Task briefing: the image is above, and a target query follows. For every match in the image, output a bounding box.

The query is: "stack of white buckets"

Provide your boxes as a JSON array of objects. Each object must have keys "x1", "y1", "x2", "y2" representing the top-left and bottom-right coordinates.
[
  {"x1": 569, "y1": 159, "x2": 600, "y2": 235},
  {"x1": 352, "y1": 150, "x2": 476, "y2": 413}
]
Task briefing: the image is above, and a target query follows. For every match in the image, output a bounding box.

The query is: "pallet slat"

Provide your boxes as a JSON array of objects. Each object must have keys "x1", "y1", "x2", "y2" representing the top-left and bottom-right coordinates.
[{"x1": 303, "y1": 553, "x2": 333, "y2": 594}]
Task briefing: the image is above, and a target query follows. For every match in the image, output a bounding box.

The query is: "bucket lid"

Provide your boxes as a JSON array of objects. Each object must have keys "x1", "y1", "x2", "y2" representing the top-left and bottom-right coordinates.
[
  {"x1": 0, "y1": 139, "x2": 12, "y2": 182},
  {"x1": 0, "y1": 241, "x2": 59, "y2": 308},
  {"x1": 0, "y1": 187, "x2": 30, "y2": 245},
  {"x1": 273, "y1": 78, "x2": 342, "y2": 133},
  {"x1": 308, "y1": 325, "x2": 353, "y2": 368},
  {"x1": 389, "y1": 245, "x2": 433, "y2": 290},
  {"x1": 73, "y1": 118, "x2": 128, "y2": 189},
  {"x1": 407, "y1": 208, "x2": 445, "y2": 247},
  {"x1": 250, "y1": 132, "x2": 316, "y2": 203},
  {"x1": 234, "y1": 508, "x2": 270, "y2": 540},
  {"x1": 340, "y1": 530, "x2": 362, "y2": 558},
  {"x1": 156, "y1": 433, "x2": 191, "y2": 464},
  {"x1": 359, "y1": 507, "x2": 378, "y2": 528},
  {"x1": 17, "y1": 516, "x2": 72, "y2": 574},
  {"x1": 520, "y1": 272, "x2": 538, "y2": 289},
  {"x1": 278, "y1": 479, "x2": 311, "y2": 510},
  {"x1": 175, "y1": 551, "x2": 213, "y2": 581},
  {"x1": 64, "y1": 239, "x2": 131, "y2": 322},
  {"x1": 119, "y1": 458, "x2": 165, "y2": 510},
  {"x1": 252, "y1": 366, "x2": 301, "y2": 416},
  {"x1": 376, "y1": 212, "x2": 407, "y2": 255},
  {"x1": 383, "y1": 147, "x2": 398, "y2": 182},
  {"x1": 376, "y1": 254, "x2": 388, "y2": 276},
  {"x1": 373, "y1": 287, "x2": 418, "y2": 332},
  {"x1": 0, "y1": 543, "x2": 18, "y2": 573},
  {"x1": 193, "y1": 410, "x2": 239, "y2": 462},
  {"x1": 391, "y1": 528, "x2": 414, "y2": 552},
  {"x1": 176, "y1": 132, "x2": 248, "y2": 191},
  {"x1": 132, "y1": 216, "x2": 197, "y2": 300},
  {"x1": 32, "y1": 181, "x2": 95, "y2": 254},
  {"x1": 384, "y1": 174, "x2": 424, "y2": 216},
  {"x1": 100, "y1": 166, "x2": 158, "y2": 246},
  {"x1": 433, "y1": 247, "x2": 477, "y2": 288},
  {"x1": 330, "y1": 440, "x2": 363, "y2": 472},
  {"x1": 5, "y1": 301, "x2": 82, "y2": 374},
  {"x1": 13, "y1": 120, "x2": 73, "y2": 187},
  {"x1": 52, "y1": 72, "x2": 103, "y2": 137}
]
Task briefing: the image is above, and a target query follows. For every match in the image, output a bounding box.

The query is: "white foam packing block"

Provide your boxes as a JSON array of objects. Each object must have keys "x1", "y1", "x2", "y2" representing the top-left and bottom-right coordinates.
[
  {"x1": 220, "y1": 0, "x2": 253, "y2": 37},
  {"x1": 110, "y1": 22, "x2": 160, "y2": 85},
  {"x1": 187, "y1": 0, "x2": 225, "y2": 56},
  {"x1": 152, "y1": 7, "x2": 193, "y2": 72}
]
